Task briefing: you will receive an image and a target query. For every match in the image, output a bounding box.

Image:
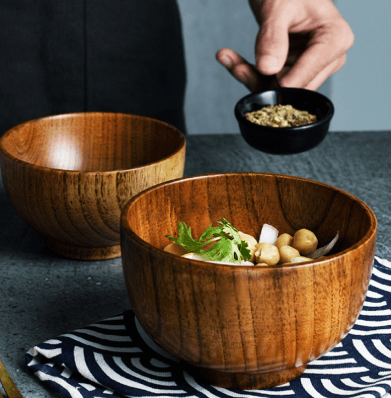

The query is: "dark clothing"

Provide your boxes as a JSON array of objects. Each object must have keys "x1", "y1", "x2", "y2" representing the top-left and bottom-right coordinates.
[{"x1": 0, "y1": 0, "x2": 187, "y2": 135}]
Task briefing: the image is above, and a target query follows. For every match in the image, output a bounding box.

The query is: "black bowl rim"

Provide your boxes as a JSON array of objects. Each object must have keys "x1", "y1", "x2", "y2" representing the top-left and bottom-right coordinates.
[
  {"x1": 121, "y1": 172, "x2": 377, "y2": 270},
  {"x1": 0, "y1": 111, "x2": 186, "y2": 175},
  {"x1": 234, "y1": 87, "x2": 335, "y2": 132}
]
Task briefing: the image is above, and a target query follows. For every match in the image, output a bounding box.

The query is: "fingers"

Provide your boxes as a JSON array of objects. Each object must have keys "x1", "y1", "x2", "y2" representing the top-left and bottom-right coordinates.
[
  {"x1": 216, "y1": 0, "x2": 354, "y2": 92},
  {"x1": 216, "y1": 48, "x2": 263, "y2": 92},
  {"x1": 301, "y1": 54, "x2": 346, "y2": 91},
  {"x1": 250, "y1": 0, "x2": 293, "y2": 76},
  {"x1": 254, "y1": 20, "x2": 291, "y2": 76},
  {"x1": 215, "y1": 47, "x2": 345, "y2": 92},
  {"x1": 278, "y1": 22, "x2": 354, "y2": 88},
  {"x1": 251, "y1": 0, "x2": 354, "y2": 89}
]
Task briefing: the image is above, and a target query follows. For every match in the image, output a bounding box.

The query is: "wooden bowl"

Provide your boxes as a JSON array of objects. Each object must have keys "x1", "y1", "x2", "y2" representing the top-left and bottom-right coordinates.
[
  {"x1": 0, "y1": 112, "x2": 185, "y2": 260},
  {"x1": 120, "y1": 172, "x2": 377, "y2": 390}
]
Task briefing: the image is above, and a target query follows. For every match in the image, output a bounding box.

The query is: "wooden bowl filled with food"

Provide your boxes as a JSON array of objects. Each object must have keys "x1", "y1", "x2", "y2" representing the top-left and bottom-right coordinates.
[
  {"x1": 235, "y1": 88, "x2": 334, "y2": 155},
  {"x1": 121, "y1": 172, "x2": 376, "y2": 390},
  {"x1": 0, "y1": 112, "x2": 185, "y2": 260}
]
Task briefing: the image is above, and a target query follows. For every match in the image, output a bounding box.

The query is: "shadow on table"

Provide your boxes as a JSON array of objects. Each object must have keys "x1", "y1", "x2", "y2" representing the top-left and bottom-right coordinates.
[{"x1": 0, "y1": 190, "x2": 51, "y2": 255}]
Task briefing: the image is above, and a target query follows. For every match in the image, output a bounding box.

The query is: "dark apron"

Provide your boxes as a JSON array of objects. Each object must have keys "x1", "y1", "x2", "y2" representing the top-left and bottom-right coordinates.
[{"x1": 0, "y1": 0, "x2": 187, "y2": 135}]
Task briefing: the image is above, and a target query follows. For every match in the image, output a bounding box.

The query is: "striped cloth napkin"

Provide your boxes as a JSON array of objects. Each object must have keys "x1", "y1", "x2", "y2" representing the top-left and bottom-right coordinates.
[{"x1": 26, "y1": 256, "x2": 391, "y2": 398}]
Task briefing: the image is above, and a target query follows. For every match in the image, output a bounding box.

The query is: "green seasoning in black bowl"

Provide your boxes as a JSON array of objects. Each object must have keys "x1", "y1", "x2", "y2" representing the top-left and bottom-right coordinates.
[{"x1": 234, "y1": 87, "x2": 334, "y2": 155}]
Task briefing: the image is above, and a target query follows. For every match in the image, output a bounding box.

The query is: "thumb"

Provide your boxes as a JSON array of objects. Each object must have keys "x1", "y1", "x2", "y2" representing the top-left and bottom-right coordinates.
[{"x1": 255, "y1": 21, "x2": 290, "y2": 75}]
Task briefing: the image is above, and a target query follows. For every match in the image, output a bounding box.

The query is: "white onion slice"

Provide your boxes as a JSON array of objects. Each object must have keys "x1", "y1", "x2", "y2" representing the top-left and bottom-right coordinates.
[
  {"x1": 209, "y1": 260, "x2": 254, "y2": 266},
  {"x1": 307, "y1": 232, "x2": 339, "y2": 259},
  {"x1": 182, "y1": 252, "x2": 254, "y2": 265},
  {"x1": 259, "y1": 223, "x2": 279, "y2": 245},
  {"x1": 182, "y1": 252, "x2": 209, "y2": 261}
]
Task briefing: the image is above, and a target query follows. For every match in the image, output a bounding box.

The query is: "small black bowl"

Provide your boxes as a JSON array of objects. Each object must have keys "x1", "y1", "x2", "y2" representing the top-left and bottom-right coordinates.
[{"x1": 234, "y1": 87, "x2": 334, "y2": 155}]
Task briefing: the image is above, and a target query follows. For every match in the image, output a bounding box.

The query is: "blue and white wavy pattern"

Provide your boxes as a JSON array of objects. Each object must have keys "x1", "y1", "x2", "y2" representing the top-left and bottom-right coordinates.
[{"x1": 26, "y1": 257, "x2": 391, "y2": 398}]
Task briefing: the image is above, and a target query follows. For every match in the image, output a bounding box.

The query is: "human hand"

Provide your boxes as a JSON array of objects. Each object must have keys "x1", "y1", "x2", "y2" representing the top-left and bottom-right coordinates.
[{"x1": 216, "y1": 0, "x2": 354, "y2": 91}]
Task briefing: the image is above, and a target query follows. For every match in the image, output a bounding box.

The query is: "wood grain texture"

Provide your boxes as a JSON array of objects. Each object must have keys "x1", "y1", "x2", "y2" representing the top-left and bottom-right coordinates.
[
  {"x1": 120, "y1": 172, "x2": 377, "y2": 389},
  {"x1": 0, "y1": 359, "x2": 23, "y2": 398},
  {"x1": 0, "y1": 112, "x2": 185, "y2": 260}
]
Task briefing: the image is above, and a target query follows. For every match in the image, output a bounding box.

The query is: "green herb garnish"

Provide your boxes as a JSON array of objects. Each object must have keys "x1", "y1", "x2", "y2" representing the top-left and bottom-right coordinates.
[{"x1": 166, "y1": 218, "x2": 251, "y2": 264}]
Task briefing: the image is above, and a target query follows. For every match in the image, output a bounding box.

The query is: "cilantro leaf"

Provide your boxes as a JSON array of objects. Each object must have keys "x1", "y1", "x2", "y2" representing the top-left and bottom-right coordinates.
[
  {"x1": 166, "y1": 218, "x2": 252, "y2": 264},
  {"x1": 166, "y1": 222, "x2": 208, "y2": 253},
  {"x1": 238, "y1": 240, "x2": 251, "y2": 262}
]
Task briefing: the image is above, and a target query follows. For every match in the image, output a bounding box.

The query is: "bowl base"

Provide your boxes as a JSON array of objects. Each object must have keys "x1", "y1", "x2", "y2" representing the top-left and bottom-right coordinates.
[
  {"x1": 47, "y1": 239, "x2": 121, "y2": 260},
  {"x1": 197, "y1": 364, "x2": 307, "y2": 390}
]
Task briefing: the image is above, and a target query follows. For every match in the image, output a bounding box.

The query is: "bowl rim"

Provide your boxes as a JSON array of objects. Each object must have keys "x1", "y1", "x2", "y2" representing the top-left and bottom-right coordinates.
[
  {"x1": 0, "y1": 111, "x2": 186, "y2": 174},
  {"x1": 121, "y1": 171, "x2": 377, "y2": 270},
  {"x1": 234, "y1": 87, "x2": 335, "y2": 132}
]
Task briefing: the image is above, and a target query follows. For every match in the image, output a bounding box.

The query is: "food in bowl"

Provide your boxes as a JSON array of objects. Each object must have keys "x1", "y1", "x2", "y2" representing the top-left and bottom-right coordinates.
[
  {"x1": 245, "y1": 104, "x2": 317, "y2": 127},
  {"x1": 120, "y1": 172, "x2": 377, "y2": 390},
  {"x1": 235, "y1": 88, "x2": 334, "y2": 154},
  {"x1": 165, "y1": 218, "x2": 338, "y2": 266}
]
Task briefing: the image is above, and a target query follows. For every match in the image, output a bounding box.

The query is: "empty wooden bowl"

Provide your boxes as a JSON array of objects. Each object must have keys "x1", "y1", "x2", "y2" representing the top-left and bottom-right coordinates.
[
  {"x1": 121, "y1": 172, "x2": 377, "y2": 390},
  {"x1": 0, "y1": 112, "x2": 185, "y2": 260}
]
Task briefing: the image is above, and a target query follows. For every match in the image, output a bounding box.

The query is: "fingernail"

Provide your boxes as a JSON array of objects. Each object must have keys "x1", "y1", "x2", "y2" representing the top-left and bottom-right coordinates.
[{"x1": 221, "y1": 56, "x2": 231, "y2": 67}]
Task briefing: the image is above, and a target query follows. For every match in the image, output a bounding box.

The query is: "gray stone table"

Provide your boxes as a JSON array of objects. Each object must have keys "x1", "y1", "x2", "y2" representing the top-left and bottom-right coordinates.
[{"x1": 1, "y1": 131, "x2": 390, "y2": 397}]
